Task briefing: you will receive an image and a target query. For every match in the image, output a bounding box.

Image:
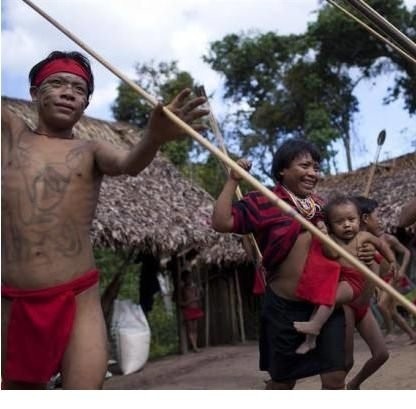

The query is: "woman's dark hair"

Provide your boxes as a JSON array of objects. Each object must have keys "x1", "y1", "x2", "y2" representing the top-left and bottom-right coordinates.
[
  {"x1": 271, "y1": 138, "x2": 321, "y2": 182},
  {"x1": 324, "y1": 195, "x2": 361, "y2": 227},
  {"x1": 353, "y1": 196, "x2": 379, "y2": 216},
  {"x1": 29, "y1": 51, "x2": 94, "y2": 97}
]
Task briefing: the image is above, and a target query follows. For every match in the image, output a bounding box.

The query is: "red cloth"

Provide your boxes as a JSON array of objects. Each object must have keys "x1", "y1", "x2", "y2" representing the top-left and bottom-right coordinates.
[
  {"x1": 295, "y1": 237, "x2": 341, "y2": 306},
  {"x1": 348, "y1": 302, "x2": 369, "y2": 323},
  {"x1": 340, "y1": 265, "x2": 366, "y2": 300},
  {"x1": 182, "y1": 307, "x2": 204, "y2": 321},
  {"x1": 252, "y1": 265, "x2": 266, "y2": 295},
  {"x1": 33, "y1": 58, "x2": 91, "y2": 88},
  {"x1": 1, "y1": 269, "x2": 99, "y2": 384},
  {"x1": 231, "y1": 184, "x2": 324, "y2": 283}
]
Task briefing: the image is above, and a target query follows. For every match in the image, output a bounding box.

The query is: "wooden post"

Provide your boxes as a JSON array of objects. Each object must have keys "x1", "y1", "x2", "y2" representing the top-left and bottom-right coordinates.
[
  {"x1": 204, "y1": 269, "x2": 210, "y2": 347},
  {"x1": 234, "y1": 269, "x2": 246, "y2": 343},
  {"x1": 176, "y1": 256, "x2": 188, "y2": 354},
  {"x1": 228, "y1": 274, "x2": 238, "y2": 343}
]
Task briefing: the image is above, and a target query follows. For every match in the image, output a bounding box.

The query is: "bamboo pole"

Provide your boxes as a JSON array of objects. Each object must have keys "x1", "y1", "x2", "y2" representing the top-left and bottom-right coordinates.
[
  {"x1": 176, "y1": 257, "x2": 188, "y2": 354},
  {"x1": 326, "y1": 0, "x2": 416, "y2": 65},
  {"x1": 234, "y1": 269, "x2": 246, "y2": 343},
  {"x1": 363, "y1": 130, "x2": 386, "y2": 197},
  {"x1": 345, "y1": 0, "x2": 416, "y2": 59},
  {"x1": 21, "y1": 0, "x2": 416, "y2": 318}
]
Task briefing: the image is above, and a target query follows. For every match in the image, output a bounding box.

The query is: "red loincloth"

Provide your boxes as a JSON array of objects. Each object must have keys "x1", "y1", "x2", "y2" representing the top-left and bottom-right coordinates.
[
  {"x1": 182, "y1": 307, "x2": 204, "y2": 321},
  {"x1": 340, "y1": 265, "x2": 366, "y2": 300},
  {"x1": 348, "y1": 302, "x2": 369, "y2": 323},
  {"x1": 1, "y1": 269, "x2": 99, "y2": 384},
  {"x1": 295, "y1": 237, "x2": 341, "y2": 306}
]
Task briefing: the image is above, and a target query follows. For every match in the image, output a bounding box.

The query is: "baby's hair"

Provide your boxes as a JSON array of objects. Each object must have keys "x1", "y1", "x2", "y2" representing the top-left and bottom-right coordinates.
[{"x1": 324, "y1": 195, "x2": 361, "y2": 228}]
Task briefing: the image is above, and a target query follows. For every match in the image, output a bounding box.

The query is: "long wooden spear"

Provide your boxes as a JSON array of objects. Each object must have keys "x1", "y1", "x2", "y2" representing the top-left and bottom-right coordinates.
[
  {"x1": 345, "y1": 0, "x2": 416, "y2": 59},
  {"x1": 326, "y1": 0, "x2": 416, "y2": 65},
  {"x1": 363, "y1": 129, "x2": 386, "y2": 197},
  {"x1": 194, "y1": 86, "x2": 265, "y2": 287},
  {"x1": 21, "y1": 0, "x2": 416, "y2": 317}
]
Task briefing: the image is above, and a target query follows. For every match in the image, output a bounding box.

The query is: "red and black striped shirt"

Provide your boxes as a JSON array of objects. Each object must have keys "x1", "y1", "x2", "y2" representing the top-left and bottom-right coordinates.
[{"x1": 231, "y1": 183, "x2": 325, "y2": 282}]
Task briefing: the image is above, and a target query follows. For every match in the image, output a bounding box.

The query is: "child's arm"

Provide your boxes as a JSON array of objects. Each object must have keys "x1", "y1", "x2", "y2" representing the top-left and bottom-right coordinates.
[
  {"x1": 212, "y1": 158, "x2": 251, "y2": 233},
  {"x1": 384, "y1": 234, "x2": 411, "y2": 278},
  {"x1": 361, "y1": 232, "x2": 397, "y2": 277}
]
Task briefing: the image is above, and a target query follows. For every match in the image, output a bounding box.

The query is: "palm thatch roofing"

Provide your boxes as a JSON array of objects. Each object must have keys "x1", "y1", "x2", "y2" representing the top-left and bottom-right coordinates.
[
  {"x1": 318, "y1": 152, "x2": 416, "y2": 230},
  {"x1": 2, "y1": 96, "x2": 247, "y2": 266}
]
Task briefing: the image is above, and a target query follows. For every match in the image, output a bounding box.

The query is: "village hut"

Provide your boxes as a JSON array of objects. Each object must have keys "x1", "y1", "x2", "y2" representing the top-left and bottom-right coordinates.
[
  {"x1": 318, "y1": 152, "x2": 416, "y2": 231},
  {"x1": 2, "y1": 96, "x2": 258, "y2": 350}
]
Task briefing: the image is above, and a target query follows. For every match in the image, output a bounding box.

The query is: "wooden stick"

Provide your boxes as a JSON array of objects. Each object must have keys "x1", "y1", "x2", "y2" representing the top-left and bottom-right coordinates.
[
  {"x1": 346, "y1": 0, "x2": 416, "y2": 59},
  {"x1": 21, "y1": 0, "x2": 416, "y2": 317},
  {"x1": 326, "y1": 0, "x2": 416, "y2": 65},
  {"x1": 363, "y1": 130, "x2": 386, "y2": 197},
  {"x1": 204, "y1": 270, "x2": 210, "y2": 347},
  {"x1": 234, "y1": 269, "x2": 246, "y2": 343},
  {"x1": 195, "y1": 85, "x2": 265, "y2": 286}
]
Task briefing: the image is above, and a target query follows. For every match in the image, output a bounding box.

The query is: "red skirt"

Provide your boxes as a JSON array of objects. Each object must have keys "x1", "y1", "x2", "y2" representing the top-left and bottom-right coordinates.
[{"x1": 1, "y1": 269, "x2": 99, "y2": 384}]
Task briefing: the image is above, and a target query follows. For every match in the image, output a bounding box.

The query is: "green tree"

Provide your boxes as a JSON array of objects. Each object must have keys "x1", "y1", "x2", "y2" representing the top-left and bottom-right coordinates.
[{"x1": 203, "y1": 0, "x2": 415, "y2": 177}]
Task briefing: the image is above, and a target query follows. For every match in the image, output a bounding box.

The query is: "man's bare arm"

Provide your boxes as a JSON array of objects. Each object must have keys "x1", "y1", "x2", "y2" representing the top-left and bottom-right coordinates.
[{"x1": 94, "y1": 89, "x2": 208, "y2": 177}]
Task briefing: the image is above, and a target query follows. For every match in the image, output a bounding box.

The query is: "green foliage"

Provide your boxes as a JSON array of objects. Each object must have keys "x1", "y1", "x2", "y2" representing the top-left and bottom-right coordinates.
[
  {"x1": 203, "y1": 0, "x2": 415, "y2": 176},
  {"x1": 95, "y1": 248, "x2": 139, "y2": 300}
]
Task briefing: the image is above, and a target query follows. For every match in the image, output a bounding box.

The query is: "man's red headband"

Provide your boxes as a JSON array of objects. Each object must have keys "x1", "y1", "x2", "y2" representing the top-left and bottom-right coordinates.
[{"x1": 33, "y1": 58, "x2": 91, "y2": 89}]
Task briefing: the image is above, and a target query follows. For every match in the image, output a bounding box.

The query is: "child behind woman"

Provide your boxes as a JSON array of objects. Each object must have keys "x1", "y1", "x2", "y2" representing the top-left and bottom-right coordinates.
[{"x1": 294, "y1": 195, "x2": 397, "y2": 354}]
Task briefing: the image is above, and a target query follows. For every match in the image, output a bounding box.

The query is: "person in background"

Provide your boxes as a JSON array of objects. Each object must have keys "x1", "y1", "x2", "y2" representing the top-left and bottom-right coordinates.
[{"x1": 180, "y1": 270, "x2": 204, "y2": 352}]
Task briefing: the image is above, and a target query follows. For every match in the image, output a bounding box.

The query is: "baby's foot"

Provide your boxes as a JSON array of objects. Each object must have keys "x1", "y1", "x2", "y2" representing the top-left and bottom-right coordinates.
[
  {"x1": 296, "y1": 334, "x2": 317, "y2": 354},
  {"x1": 294, "y1": 320, "x2": 321, "y2": 336}
]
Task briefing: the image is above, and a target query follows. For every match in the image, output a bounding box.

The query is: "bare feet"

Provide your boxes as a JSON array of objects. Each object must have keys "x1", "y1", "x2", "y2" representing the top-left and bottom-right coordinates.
[
  {"x1": 293, "y1": 321, "x2": 321, "y2": 336},
  {"x1": 296, "y1": 334, "x2": 317, "y2": 354}
]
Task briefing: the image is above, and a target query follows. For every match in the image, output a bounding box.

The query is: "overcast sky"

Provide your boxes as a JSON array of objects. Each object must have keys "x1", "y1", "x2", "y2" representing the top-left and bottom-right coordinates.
[{"x1": 2, "y1": 0, "x2": 415, "y2": 173}]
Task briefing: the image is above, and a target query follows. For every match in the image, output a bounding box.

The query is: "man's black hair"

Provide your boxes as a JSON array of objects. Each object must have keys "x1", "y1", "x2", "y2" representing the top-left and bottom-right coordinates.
[
  {"x1": 353, "y1": 196, "x2": 379, "y2": 215},
  {"x1": 324, "y1": 195, "x2": 361, "y2": 227},
  {"x1": 28, "y1": 51, "x2": 94, "y2": 97},
  {"x1": 271, "y1": 138, "x2": 321, "y2": 182}
]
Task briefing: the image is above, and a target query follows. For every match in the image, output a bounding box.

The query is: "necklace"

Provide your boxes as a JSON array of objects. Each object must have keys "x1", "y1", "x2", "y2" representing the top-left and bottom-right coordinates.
[
  {"x1": 281, "y1": 185, "x2": 319, "y2": 219},
  {"x1": 33, "y1": 129, "x2": 74, "y2": 140}
]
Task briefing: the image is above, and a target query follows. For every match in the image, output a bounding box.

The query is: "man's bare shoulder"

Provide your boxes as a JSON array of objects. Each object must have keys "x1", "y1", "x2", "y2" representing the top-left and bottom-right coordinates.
[{"x1": 1, "y1": 105, "x2": 27, "y2": 134}]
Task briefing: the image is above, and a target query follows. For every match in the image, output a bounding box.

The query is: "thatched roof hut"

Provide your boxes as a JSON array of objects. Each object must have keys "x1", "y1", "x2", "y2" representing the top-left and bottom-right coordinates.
[
  {"x1": 2, "y1": 96, "x2": 247, "y2": 267},
  {"x1": 318, "y1": 152, "x2": 416, "y2": 230}
]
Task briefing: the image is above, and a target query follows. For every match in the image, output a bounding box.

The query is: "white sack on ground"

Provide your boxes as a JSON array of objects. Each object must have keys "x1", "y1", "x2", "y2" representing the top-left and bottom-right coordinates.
[{"x1": 112, "y1": 299, "x2": 151, "y2": 375}]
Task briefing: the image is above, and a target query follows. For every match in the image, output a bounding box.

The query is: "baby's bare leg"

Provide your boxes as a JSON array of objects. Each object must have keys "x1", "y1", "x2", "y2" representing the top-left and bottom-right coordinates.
[{"x1": 294, "y1": 282, "x2": 354, "y2": 354}]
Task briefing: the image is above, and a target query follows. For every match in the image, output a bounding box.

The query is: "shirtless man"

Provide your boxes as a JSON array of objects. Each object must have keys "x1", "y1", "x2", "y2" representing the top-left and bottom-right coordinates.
[
  {"x1": 212, "y1": 139, "x2": 373, "y2": 389},
  {"x1": 1, "y1": 50, "x2": 208, "y2": 389}
]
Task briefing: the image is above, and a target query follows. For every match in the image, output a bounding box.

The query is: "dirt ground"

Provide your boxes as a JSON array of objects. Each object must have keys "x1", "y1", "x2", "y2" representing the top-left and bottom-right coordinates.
[{"x1": 104, "y1": 332, "x2": 416, "y2": 390}]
